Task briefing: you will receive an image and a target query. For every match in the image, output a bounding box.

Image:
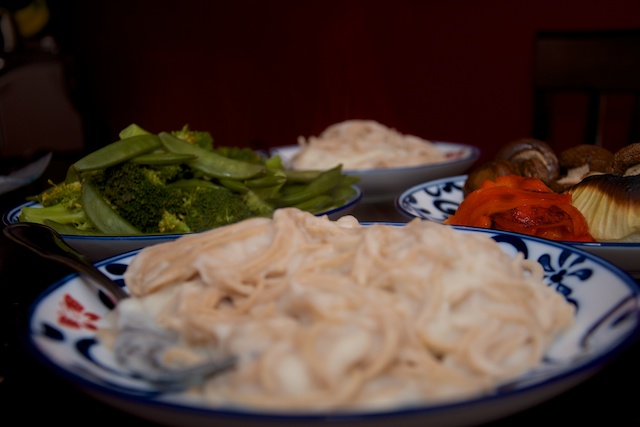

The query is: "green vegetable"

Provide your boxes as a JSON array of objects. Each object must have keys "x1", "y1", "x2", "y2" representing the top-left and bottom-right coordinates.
[
  {"x1": 73, "y1": 134, "x2": 162, "y2": 171},
  {"x1": 129, "y1": 152, "x2": 198, "y2": 165},
  {"x1": 20, "y1": 203, "x2": 89, "y2": 227},
  {"x1": 20, "y1": 180, "x2": 91, "y2": 229},
  {"x1": 19, "y1": 123, "x2": 360, "y2": 236},
  {"x1": 182, "y1": 186, "x2": 256, "y2": 232},
  {"x1": 81, "y1": 182, "x2": 142, "y2": 235},
  {"x1": 274, "y1": 165, "x2": 344, "y2": 206},
  {"x1": 30, "y1": 180, "x2": 83, "y2": 209},
  {"x1": 170, "y1": 124, "x2": 214, "y2": 150},
  {"x1": 159, "y1": 132, "x2": 265, "y2": 180}
]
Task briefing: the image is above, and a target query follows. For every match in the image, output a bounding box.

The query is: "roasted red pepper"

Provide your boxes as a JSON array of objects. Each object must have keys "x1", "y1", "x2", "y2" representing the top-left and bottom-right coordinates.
[{"x1": 443, "y1": 175, "x2": 595, "y2": 242}]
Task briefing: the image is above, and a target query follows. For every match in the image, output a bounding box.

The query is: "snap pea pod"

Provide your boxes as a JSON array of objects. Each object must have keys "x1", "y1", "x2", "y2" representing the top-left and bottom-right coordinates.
[
  {"x1": 327, "y1": 178, "x2": 360, "y2": 206},
  {"x1": 129, "y1": 152, "x2": 198, "y2": 165},
  {"x1": 218, "y1": 178, "x2": 249, "y2": 193},
  {"x1": 281, "y1": 170, "x2": 324, "y2": 183},
  {"x1": 73, "y1": 134, "x2": 162, "y2": 171},
  {"x1": 64, "y1": 164, "x2": 80, "y2": 184},
  {"x1": 251, "y1": 182, "x2": 286, "y2": 201},
  {"x1": 168, "y1": 179, "x2": 225, "y2": 191},
  {"x1": 244, "y1": 171, "x2": 287, "y2": 188},
  {"x1": 278, "y1": 183, "x2": 306, "y2": 196},
  {"x1": 275, "y1": 165, "x2": 344, "y2": 206},
  {"x1": 291, "y1": 194, "x2": 334, "y2": 213},
  {"x1": 159, "y1": 132, "x2": 265, "y2": 180},
  {"x1": 119, "y1": 123, "x2": 151, "y2": 139},
  {"x1": 81, "y1": 183, "x2": 141, "y2": 235}
]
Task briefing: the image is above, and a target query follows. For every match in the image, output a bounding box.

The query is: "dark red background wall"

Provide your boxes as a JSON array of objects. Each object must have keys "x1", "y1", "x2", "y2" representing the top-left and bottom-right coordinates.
[{"x1": 66, "y1": 0, "x2": 640, "y2": 163}]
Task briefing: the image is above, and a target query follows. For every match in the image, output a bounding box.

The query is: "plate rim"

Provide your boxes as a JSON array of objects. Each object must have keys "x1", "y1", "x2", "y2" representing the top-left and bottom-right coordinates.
[{"x1": 269, "y1": 141, "x2": 481, "y2": 175}]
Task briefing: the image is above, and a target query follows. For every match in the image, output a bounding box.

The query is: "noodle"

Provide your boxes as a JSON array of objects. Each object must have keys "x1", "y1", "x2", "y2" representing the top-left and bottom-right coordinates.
[
  {"x1": 292, "y1": 120, "x2": 447, "y2": 170},
  {"x1": 106, "y1": 208, "x2": 574, "y2": 412}
]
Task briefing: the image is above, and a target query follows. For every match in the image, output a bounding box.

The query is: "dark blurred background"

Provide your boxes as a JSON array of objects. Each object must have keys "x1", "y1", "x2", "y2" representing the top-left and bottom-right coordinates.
[{"x1": 2, "y1": 0, "x2": 640, "y2": 164}]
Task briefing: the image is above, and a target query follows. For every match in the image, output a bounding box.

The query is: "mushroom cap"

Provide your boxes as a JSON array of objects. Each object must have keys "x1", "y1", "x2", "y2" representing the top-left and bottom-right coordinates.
[
  {"x1": 463, "y1": 159, "x2": 520, "y2": 196},
  {"x1": 611, "y1": 142, "x2": 640, "y2": 176},
  {"x1": 496, "y1": 138, "x2": 560, "y2": 184},
  {"x1": 558, "y1": 144, "x2": 614, "y2": 173}
]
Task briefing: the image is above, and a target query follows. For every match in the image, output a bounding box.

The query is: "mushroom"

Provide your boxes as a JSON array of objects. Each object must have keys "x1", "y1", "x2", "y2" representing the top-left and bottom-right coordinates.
[
  {"x1": 566, "y1": 174, "x2": 640, "y2": 242},
  {"x1": 555, "y1": 144, "x2": 614, "y2": 189},
  {"x1": 495, "y1": 138, "x2": 560, "y2": 185},
  {"x1": 463, "y1": 159, "x2": 521, "y2": 196},
  {"x1": 611, "y1": 143, "x2": 640, "y2": 176}
]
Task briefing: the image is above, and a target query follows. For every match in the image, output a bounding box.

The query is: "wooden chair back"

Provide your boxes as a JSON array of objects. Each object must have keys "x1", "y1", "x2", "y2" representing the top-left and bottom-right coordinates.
[{"x1": 532, "y1": 29, "x2": 640, "y2": 152}]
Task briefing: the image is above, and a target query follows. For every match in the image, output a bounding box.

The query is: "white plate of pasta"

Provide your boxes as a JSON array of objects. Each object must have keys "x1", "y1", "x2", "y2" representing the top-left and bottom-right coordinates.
[
  {"x1": 24, "y1": 209, "x2": 640, "y2": 427},
  {"x1": 395, "y1": 175, "x2": 640, "y2": 279},
  {"x1": 270, "y1": 120, "x2": 480, "y2": 203}
]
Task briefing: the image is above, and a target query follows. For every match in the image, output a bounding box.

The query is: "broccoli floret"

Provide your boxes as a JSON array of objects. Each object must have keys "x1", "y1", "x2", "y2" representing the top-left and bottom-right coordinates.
[
  {"x1": 158, "y1": 211, "x2": 191, "y2": 234},
  {"x1": 171, "y1": 124, "x2": 214, "y2": 151},
  {"x1": 182, "y1": 186, "x2": 255, "y2": 232},
  {"x1": 20, "y1": 180, "x2": 94, "y2": 229},
  {"x1": 85, "y1": 162, "x2": 258, "y2": 234},
  {"x1": 19, "y1": 203, "x2": 90, "y2": 228},
  {"x1": 32, "y1": 180, "x2": 82, "y2": 209},
  {"x1": 242, "y1": 190, "x2": 275, "y2": 218},
  {"x1": 87, "y1": 162, "x2": 187, "y2": 234}
]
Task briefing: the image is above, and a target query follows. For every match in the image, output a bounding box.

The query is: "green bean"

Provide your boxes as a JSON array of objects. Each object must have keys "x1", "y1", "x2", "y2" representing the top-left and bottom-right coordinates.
[
  {"x1": 74, "y1": 134, "x2": 162, "y2": 171},
  {"x1": 129, "y1": 152, "x2": 197, "y2": 165},
  {"x1": 159, "y1": 132, "x2": 265, "y2": 180},
  {"x1": 81, "y1": 182, "x2": 141, "y2": 235}
]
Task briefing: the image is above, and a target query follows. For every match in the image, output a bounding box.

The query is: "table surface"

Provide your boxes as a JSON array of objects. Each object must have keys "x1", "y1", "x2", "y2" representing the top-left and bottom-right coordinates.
[{"x1": 1, "y1": 153, "x2": 639, "y2": 426}]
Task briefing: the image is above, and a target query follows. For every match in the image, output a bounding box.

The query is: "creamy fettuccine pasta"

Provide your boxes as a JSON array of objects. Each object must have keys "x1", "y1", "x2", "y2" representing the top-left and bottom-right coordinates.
[
  {"x1": 292, "y1": 120, "x2": 447, "y2": 170},
  {"x1": 107, "y1": 208, "x2": 574, "y2": 412}
]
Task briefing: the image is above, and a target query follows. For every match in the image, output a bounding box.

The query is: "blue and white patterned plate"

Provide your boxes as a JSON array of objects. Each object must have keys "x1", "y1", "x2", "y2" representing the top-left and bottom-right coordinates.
[
  {"x1": 24, "y1": 226, "x2": 640, "y2": 427},
  {"x1": 396, "y1": 175, "x2": 640, "y2": 279}
]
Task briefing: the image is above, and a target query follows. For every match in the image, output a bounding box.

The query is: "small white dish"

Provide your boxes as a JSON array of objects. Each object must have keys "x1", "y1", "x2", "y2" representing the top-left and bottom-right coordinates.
[
  {"x1": 269, "y1": 142, "x2": 480, "y2": 203},
  {"x1": 396, "y1": 175, "x2": 640, "y2": 278},
  {"x1": 2, "y1": 186, "x2": 362, "y2": 262},
  {"x1": 23, "y1": 226, "x2": 640, "y2": 426}
]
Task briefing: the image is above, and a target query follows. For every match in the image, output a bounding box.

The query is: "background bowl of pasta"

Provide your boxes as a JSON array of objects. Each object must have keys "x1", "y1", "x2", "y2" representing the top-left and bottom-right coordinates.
[
  {"x1": 270, "y1": 142, "x2": 479, "y2": 204},
  {"x1": 269, "y1": 120, "x2": 480, "y2": 203},
  {"x1": 395, "y1": 175, "x2": 640, "y2": 279},
  {"x1": 22, "y1": 214, "x2": 640, "y2": 427}
]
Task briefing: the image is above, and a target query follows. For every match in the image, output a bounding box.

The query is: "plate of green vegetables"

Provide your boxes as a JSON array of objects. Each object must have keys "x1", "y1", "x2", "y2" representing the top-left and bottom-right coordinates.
[{"x1": 2, "y1": 124, "x2": 362, "y2": 261}]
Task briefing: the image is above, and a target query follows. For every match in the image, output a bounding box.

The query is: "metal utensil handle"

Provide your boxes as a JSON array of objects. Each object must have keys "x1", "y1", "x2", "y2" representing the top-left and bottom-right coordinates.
[{"x1": 3, "y1": 222, "x2": 129, "y2": 303}]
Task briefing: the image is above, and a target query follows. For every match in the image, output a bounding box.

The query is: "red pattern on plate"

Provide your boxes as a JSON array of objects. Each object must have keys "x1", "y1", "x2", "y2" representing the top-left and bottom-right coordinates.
[{"x1": 57, "y1": 293, "x2": 100, "y2": 330}]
